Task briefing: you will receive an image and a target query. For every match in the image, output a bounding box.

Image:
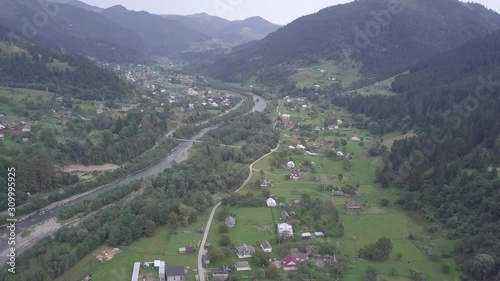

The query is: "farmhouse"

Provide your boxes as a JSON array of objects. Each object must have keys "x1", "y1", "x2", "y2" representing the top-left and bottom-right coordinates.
[
  {"x1": 0, "y1": 124, "x2": 5, "y2": 131},
  {"x1": 235, "y1": 261, "x2": 251, "y2": 271},
  {"x1": 277, "y1": 223, "x2": 294, "y2": 237},
  {"x1": 336, "y1": 151, "x2": 345, "y2": 157},
  {"x1": 287, "y1": 161, "x2": 295, "y2": 169},
  {"x1": 213, "y1": 265, "x2": 230, "y2": 280},
  {"x1": 165, "y1": 266, "x2": 185, "y2": 281},
  {"x1": 281, "y1": 253, "x2": 309, "y2": 270},
  {"x1": 225, "y1": 216, "x2": 236, "y2": 228},
  {"x1": 351, "y1": 135, "x2": 361, "y2": 142},
  {"x1": 301, "y1": 232, "x2": 312, "y2": 239},
  {"x1": 266, "y1": 198, "x2": 277, "y2": 208},
  {"x1": 345, "y1": 199, "x2": 361, "y2": 210},
  {"x1": 202, "y1": 254, "x2": 210, "y2": 265},
  {"x1": 236, "y1": 244, "x2": 255, "y2": 258},
  {"x1": 178, "y1": 247, "x2": 195, "y2": 254},
  {"x1": 260, "y1": 177, "x2": 271, "y2": 187},
  {"x1": 331, "y1": 190, "x2": 345, "y2": 197},
  {"x1": 260, "y1": 240, "x2": 272, "y2": 253},
  {"x1": 296, "y1": 144, "x2": 306, "y2": 150}
]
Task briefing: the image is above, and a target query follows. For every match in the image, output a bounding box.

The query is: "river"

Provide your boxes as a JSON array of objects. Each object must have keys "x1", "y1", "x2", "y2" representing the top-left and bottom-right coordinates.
[{"x1": 0, "y1": 93, "x2": 266, "y2": 264}]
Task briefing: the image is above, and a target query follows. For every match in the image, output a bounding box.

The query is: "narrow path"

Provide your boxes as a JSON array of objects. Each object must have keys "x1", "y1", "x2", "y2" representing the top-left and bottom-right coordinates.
[{"x1": 197, "y1": 142, "x2": 280, "y2": 281}]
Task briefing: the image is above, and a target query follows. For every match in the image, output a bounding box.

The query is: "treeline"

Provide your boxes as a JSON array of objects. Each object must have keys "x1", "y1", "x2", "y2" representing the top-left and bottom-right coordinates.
[
  {"x1": 0, "y1": 109, "x2": 276, "y2": 281},
  {"x1": 203, "y1": 113, "x2": 279, "y2": 162},
  {"x1": 329, "y1": 30, "x2": 500, "y2": 281},
  {"x1": 0, "y1": 139, "x2": 179, "y2": 214},
  {"x1": 0, "y1": 39, "x2": 133, "y2": 100}
]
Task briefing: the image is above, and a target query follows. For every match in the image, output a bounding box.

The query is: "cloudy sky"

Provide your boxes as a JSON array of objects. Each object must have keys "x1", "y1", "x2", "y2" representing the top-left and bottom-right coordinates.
[{"x1": 81, "y1": 0, "x2": 500, "y2": 25}]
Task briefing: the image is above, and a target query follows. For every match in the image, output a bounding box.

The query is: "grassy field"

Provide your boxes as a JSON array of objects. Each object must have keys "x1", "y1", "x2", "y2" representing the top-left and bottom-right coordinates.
[
  {"x1": 208, "y1": 97, "x2": 461, "y2": 281},
  {"x1": 55, "y1": 211, "x2": 211, "y2": 281},
  {"x1": 291, "y1": 60, "x2": 361, "y2": 89},
  {"x1": 382, "y1": 131, "x2": 416, "y2": 149}
]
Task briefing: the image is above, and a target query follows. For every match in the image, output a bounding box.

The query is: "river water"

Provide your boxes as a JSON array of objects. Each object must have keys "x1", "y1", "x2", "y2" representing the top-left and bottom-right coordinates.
[{"x1": 0, "y1": 94, "x2": 266, "y2": 262}]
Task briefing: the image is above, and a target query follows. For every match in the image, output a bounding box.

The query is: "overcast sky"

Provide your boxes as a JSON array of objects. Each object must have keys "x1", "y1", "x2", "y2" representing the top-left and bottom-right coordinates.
[{"x1": 81, "y1": 0, "x2": 500, "y2": 25}]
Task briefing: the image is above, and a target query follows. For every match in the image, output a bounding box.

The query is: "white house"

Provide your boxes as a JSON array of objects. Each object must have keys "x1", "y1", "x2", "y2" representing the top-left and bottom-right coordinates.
[
  {"x1": 336, "y1": 151, "x2": 345, "y2": 157},
  {"x1": 287, "y1": 161, "x2": 295, "y2": 169},
  {"x1": 296, "y1": 144, "x2": 306, "y2": 150},
  {"x1": 337, "y1": 120, "x2": 343, "y2": 125},
  {"x1": 235, "y1": 261, "x2": 251, "y2": 271},
  {"x1": 288, "y1": 146, "x2": 295, "y2": 150},
  {"x1": 351, "y1": 135, "x2": 361, "y2": 142},
  {"x1": 266, "y1": 198, "x2": 277, "y2": 208},
  {"x1": 260, "y1": 240, "x2": 272, "y2": 253},
  {"x1": 277, "y1": 223, "x2": 294, "y2": 237},
  {"x1": 236, "y1": 244, "x2": 255, "y2": 259},
  {"x1": 0, "y1": 124, "x2": 5, "y2": 131}
]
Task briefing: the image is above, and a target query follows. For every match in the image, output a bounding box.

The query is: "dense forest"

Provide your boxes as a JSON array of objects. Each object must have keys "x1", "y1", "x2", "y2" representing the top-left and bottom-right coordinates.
[
  {"x1": 0, "y1": 112, "x2": 277, "y2": 281},
  {"x1": 330, "y1": 30, "x2": 500, "y2": 281},
  {"x1": 0, "y1": 30, "x2": 133, "y2": 100},
  {"x1": 203, "y1": 0, "x2": 500, "y2": 86}
]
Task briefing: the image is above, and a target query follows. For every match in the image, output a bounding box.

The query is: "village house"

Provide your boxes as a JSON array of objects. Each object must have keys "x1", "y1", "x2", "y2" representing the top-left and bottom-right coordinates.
[
  {"x1": 291, "y1": 129, "x2": 301, "y2": 137},
  {"x1": 287, "y1": 161, "x2": 295, "y2": 169},
  {"x1": 212, "y1": 265, "x2": 230, "y2": 281},
  {"x1": 313, "y1": 139, "x2": 326, "y2": 148},
  {"x1": 260, "y1": 177, "x2": 271, "y2": 187},
  {"x1": 289, "y1": 170, "x2": 299, "y2": 180},
  {"x1": 345, "y1": 199, "x2": 362, "y2": 210},
  {"x1": 336, "y1": 151, "x2": 345, "y2": 157},
  {"x1": 296, "y1": 144, "x2": 306, "y2": 150},
  {"x1": 202, "y1": 254, "x2": 210, "y2": 265},
  {"x1": 281, "y1": 252, "x2": 309, "y2": 271},
  {"x1": 260, "y1": 240, "x2": 272, "y2": 253},
  {"x1": 22, "y1": 124, "x2": 31, "y2": 132},
  {"x1": 165, "y1": 266, "x2": 185, "y2": 281},
  {"x1": 0, "y1": 124, "x2": 5, "y2": 131},
  {"x1": 225, "y1": 216, "x2": 236, "y2": 228},
  {"x1": 236, "y1": 244, "x2": 255, "y2": 259},
  {"x1": 351, "y1": 135, "x2": 362, "y2": 142},
  {"x1": 337, "y1": 119, "x2": 343, "y2": 125},
  {"x1": 298, "y1": 168, "x2": 309, "y2": 177},
  {"x1": 266, "y1": 198, "x2": 277, "y2": 208},
  {"x1": 235, "y1": 261, "x2": 251, "y2": 271},
  {"x1": 331, "y1": 190, "x2": 345, "y2": 197},
  {"x1": 178, "y1": 247, "x2": 195, "y2": 254},
  {"x1": 277, "y1": 223, "x2": 294, "y2": 237}
]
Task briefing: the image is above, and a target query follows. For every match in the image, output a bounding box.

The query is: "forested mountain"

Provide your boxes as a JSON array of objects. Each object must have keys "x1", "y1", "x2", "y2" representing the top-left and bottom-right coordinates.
[
  {"x1": 101, "y1": 6, "x2": 210, "y2": 56},
  {"x1": 331, "y1": 30, "x2": 500, "y2": 281},
  {"x1": 0, "y1": 0, "x2": 147, "y2": 63},
  {"x1": 163, "y1": 13, "x2": 281, "y2": 46},
  {"x1": 0, "y1": 26, "x2": 132, "y2": 100},
  {"x1": 205, "y1": 0, "x2": 500, "y2": 84}
]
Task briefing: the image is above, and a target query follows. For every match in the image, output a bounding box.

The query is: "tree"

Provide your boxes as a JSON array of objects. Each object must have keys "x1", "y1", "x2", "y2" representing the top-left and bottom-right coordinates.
[
  {"x1": 207, "y1": 246, "x2": 224, "y2": 263},
  {"x1": 253, "y1": 249, "x2": 271, "y2": 266},
  {"x1": 168, "y1": 212, "x2": 179, "y2": 231},
  {"x1": 381, "y1": 198, "x2": 390, "y2": 207},
  {"x1": 359, "y1": 237, "x2": 393, "y2": 261},
  {"x1": 264, "y1": 265, "x2": 279, "y2": 277},
  {"x1": 220, "y1": 234, "x2": 232, "y2": 246},
  {"x1": 338, "y1": 173, "x2": 344, "y2": 182},
  {"x1": 470, "y1": 254, "x2": 495, "y2": 281},
  {"x1": 364, "y1": 267, "x2": 377, "y2": 281},
  {"x1": 219, "y1": 224, "x2": 229, "y2": 234},
  {"x1": 144, "y1": 220, "x2": 156, "y2": 236},
  {"x1": 441, "y1": 264, "x2": 451, "y2": 274}
]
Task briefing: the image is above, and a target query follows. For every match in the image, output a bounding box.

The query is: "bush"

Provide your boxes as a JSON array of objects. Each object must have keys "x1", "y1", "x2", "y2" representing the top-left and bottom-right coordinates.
[{"x1": 441, "y1": 264, "x2": 451, "y2": 274}]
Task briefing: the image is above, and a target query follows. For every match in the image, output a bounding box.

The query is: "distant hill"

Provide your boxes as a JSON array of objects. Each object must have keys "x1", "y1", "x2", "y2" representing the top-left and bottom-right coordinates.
[
  {"x1": 206, "y1": 0, "x2": 500, "y2": 85},
  {"x1": 0, "y1": 25, "x2": 131, "y2": 100},
  {"x1": 0, "y1": 0, "x2": 148, "y2": 63},
  {"x1": 332, "y1": 29, "x2": 500, "y2": 281},
  {"x1": 101, "y1": 5, "x2": 210, "y2": 56},
  {"x1": 163, "y1": 13, "x2": 281, "y2": 46}
]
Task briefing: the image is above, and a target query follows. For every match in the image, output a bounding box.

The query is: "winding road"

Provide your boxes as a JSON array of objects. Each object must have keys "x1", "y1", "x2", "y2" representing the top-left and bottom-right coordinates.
[
  {"x1": 0, "y1": 93, "x2": 267, "y2": 265},
  {"x1": 196, "y1": 101, "x2": 280, "y2": 281}
]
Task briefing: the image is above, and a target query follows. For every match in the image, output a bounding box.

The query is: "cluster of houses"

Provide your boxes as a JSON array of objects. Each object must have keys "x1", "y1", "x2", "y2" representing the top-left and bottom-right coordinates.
[
  {"x1": 130, "y1": 260, "x2": 185, "y2": 281},
  {"x1": 0, "y1": 121, "x2": 32, "y2": 142}
]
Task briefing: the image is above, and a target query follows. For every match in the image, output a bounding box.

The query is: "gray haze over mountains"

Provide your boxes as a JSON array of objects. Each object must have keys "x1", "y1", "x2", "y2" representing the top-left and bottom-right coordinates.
[{"x1": 80, "y1": 0, "x2": 500, "y2": 24}]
